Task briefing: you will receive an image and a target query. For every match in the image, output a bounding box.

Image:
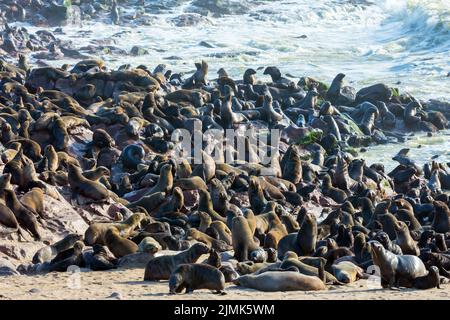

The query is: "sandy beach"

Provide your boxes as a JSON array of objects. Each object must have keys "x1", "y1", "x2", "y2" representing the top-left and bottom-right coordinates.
[{"x1": 1, "y1": 269, "x2": 449, "y2": 300}]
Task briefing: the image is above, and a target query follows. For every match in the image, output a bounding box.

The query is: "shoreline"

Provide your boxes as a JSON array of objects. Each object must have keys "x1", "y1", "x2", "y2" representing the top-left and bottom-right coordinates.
[{"x1": 1, "y1": 269, "x2": 449, "y2": 300}]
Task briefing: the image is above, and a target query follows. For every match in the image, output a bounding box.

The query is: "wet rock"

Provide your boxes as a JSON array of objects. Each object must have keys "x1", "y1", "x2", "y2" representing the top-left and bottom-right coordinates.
[
  {"x1": 169, "y1": 13, "x2": 212, "y2": 27},
  {"x1": 356, "y1": 83, "x2": 392, "y2": 103},
  {"x1": 189, "y1": 0, "x2": 251, "y2": 17},
  {"x1": 130, "y1": 46, "x2": 149, "y2": 56}
]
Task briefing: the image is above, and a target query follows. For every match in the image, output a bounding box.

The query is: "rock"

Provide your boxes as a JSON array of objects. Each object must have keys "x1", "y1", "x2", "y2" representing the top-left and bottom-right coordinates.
[
  {"x1": 107, "y1": 292, "x2": 123, "y2": 300},
  {"x1": 117, "y1": 252, "x2": 155, "y2": 269},
  {"x1": 199, "y1": 41, "x2": 215, "y2": 48},
  {"x1": 130, "y1": 46, "x2": 149, "y2": 56},
  {"x1": 0, "y1": 244, "x2": 27, "y2": 260},
  {"x1": 29, "y1": 288, "x2": 40, "y2": 293},
  {"x1": 169, "y1": 13, "x2": 212, "y2": 27},
  {"x1": 189, "y1": 0, "x2": 251, "y2": 17},
  {"x1": 356, "y1": 83, "x2": 392, "y2": 103},
  {"x1": 0, "y1": 258, "x2": 18, "y2": 276}
]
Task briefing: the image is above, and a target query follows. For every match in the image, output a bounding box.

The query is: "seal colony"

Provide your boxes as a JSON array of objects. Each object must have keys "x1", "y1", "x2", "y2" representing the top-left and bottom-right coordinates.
[{"x1": 0, "y1": 34, "x2": 450, "y2": 295}]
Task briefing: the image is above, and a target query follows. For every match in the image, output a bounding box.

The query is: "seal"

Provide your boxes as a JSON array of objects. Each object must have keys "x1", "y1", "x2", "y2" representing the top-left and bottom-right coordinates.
[
  {"x1": 370, "y1": 241, "x2": 427, "y2": 288},
  {"x1": 169, "y1": 263, "x2": 226, "y2": 294},
  {"x1": 234, "y1": 270, "x2": 326, "y2": 292},
  {"x1": 20, "y1": 188, "x2": 45, "y2": 219},
  {"x1": 331, "y1": 261, "x2": 364, "y2": 284},
  {"x1": 48, "y1": 241, "x2": 85, "y2": 272},
  {"x1": 127, "y1": 192, "x2": 166, "y2": 213},
  {"x1": 232, "y1": 216, "x2": 260, "y2": 262},
  {"x1": 0, "y1": 203, "x2": 18, "y2": 230},
  {"x1": 198, "y1": 189, "x2": 226, "y2": 223},
  {"x1": 248, "y1": 176, "x2": 267, "y2": 214},
  {"x1": 87, "y1": 245, "x2": 118, "y2": 271},
  {"x1": 33, "y1": 233, "x2": 83, "y2": 264},
  {"x1": 104, "y1": 227, "x2": 139, "y2": 258},
  {"x1": 4, "y1": 189, "x2": 41, "y2": 240},
  {"x1": 394, "y1": 221, "x2": 420, "y2": 256},
  {"x1": 277, "y1": 211, "x2": 317, "y2": 259},
  {"x1": 280, "y1": 252, "x2": 340, "y2": 284},
  {"x1": 143, "y1": 164, "x2": 173, "y2": 197},
  {"x1": 432, "y1": 201, "x2": 450, "y2": 234},
  {"x1": 67, "y1": 163, "x2": 110, "y2": 203},
  {"x1": 144, "y1": 242, "x2": 210, "y2": 281},
  {"x1": 84, "y1": 212, "x2": 146, "y2": 246},
  {"x1": 322, "y1": 174, "x2": 347, "y2": 204},
  {"x1": 173, "y1": 176, "x2": 208, "y2": 191},
  {"x1": 220, "y1": 93, "x2": 247, "y2": 129},
  {"x1": 83, "y1": 166, "x2": 110, "y2": 181},
  {"x1": 413, "y1": 266, "x2": 441, "y2": 290},
  {"x1": 186, "y1": 228, "x2": 232, "y2": 252}
]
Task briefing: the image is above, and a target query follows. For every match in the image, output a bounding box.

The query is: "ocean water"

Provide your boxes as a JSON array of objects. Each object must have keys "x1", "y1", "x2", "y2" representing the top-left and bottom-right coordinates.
[{"x1": 13, "y1": 0, "x2": 450, "y2": 164}]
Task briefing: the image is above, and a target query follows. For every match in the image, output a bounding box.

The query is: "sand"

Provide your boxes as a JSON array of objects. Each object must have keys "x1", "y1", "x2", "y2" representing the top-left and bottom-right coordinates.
[{"x1": 0, "y1": 268, "x2": 449, "y2": 300}]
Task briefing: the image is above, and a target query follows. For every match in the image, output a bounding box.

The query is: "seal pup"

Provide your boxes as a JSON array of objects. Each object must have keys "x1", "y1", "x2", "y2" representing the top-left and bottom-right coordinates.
[
  {"x1": 169, "y1": 263, "x2": 226, "y2": 294},
  {"x1": 413, "y1": 266, "x2": 441, "y2": 290},
  {"x1": 33, "y1": 234, "x2": 83, "y2": 264},
  {"x1": 88, "y1": 245, "x2": 118, "y2": 271},
  {"x1": 48, "y1": 241, "x2": 85, "y2": 272}
]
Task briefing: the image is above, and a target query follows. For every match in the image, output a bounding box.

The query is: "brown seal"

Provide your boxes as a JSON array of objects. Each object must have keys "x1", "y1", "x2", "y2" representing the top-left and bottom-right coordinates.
[
  {"x1": 280, "y1": 252, "x2": 340, "y2": 284},
  {"x1": 82, "y1": 166, "x2": 110, "y2": 181},
  {"x1": 20, "y1": 188, "x2": 45, "y2": 219},
  {"x1": 198, "y1": 189, "x2": 226, "y2": 223},
  {"x1": 394, "y1": 221, "x2": 420, "y2": 256},
  {"x1": 0, "y1": 203, "x2": 18, "y2": 229},
  {"x1": 43, "y1": 145, "x2": 59, "y2": 172},
  {"x1": 232, "y1": 216, "x2": 260, "y2": 262},
  {"x1": 143, "y1": 164, "x2": 173, "y2": 197},
  {"x1": 144, "y1": 242, "x2": 210, "y2": 281},
  {"x1": 4, "y1": 189, "x2": 41, "y2": 240},
  {"x1": 84, "y1": 212, "x2": 146, "y2": 246},
  {"x1": 173, "y1": 176, "x2": 208, "y2": 190},
  {"x1": 432, "y1": 201, "x2": 450, "y2": 234},
  {"x1": 186, "y1": 228, "x2": 232, "y2": 252},
  {"x1": 127, "y1": 192, "x2": 166, "y2": 213},
  {"x1": 331, "y1": 261, "x2": 364, "y2": 284},
  {"x1": 413, "y1": 266, "x2": 441, "y2": 290},
  {"x1": 281, "y1": 145, "x2": 303, "y2": 184},
  {"x1": 67, "y1": 163, "x2": 110, "y2": 203},
  {"x1": 277, "y1": 211, "x2": 317, "y2": 259},
  {"x1": 234, "y1": 270, "x2": 326, "y2": 291},
  {"x1": 169, "y1": 263, "x2": 226, "y2": 294},
  {"x1": 32, "y1": 233, "x2": 83, "y2": 264},
  {"x1": 322, "y1": 174, "x2": 347, "y2": 204},
  {"x1": 48, "y1": 241, "x2": 85, "y2": 272},
  {"x1": 104, "y1": 228, "x2": 138, "y2": 258},
  {"x1": 370, "y1": 241, "x2": 427, "y2": 288}
]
